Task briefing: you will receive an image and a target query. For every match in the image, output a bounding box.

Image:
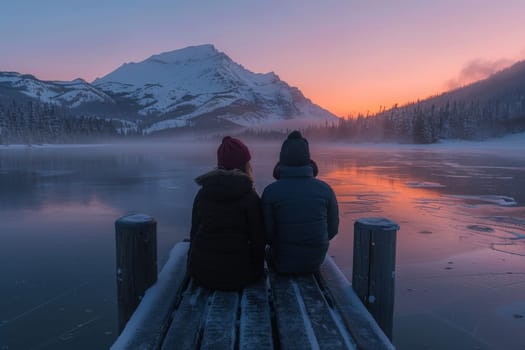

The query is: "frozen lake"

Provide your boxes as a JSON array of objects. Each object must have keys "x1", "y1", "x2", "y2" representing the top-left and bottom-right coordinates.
[{"x1": 1, "y1": 139, "x2": 524, "y2": 350}]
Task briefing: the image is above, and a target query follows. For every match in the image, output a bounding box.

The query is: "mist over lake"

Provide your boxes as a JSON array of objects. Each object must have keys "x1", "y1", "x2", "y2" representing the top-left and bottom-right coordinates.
[{"x1": 1, "y1": 140, "x2": 524, "y2": 350}]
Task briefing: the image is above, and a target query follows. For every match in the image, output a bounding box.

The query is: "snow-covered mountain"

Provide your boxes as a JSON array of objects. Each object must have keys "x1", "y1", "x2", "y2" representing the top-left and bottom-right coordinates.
[
  {"x1": 0, "y1": 45, "x2": 338, "y2": 133},
  {"x1": 0, "y1": 72, "x2": 114, "y2": 108},
  {"x1": 93, "y1": 44, "x2": 338, "y2": 132}
]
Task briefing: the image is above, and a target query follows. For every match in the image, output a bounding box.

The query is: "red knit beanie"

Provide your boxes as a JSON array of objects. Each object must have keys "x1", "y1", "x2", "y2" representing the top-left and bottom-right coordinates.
[{"x1": 217, "y1": 136, "x2": 251, "y2": 170}]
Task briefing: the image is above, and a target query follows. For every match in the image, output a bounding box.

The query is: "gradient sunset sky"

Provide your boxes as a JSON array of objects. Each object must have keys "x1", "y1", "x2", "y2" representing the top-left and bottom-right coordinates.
[{"x1": 2, "y1": 0, "x2": 525, "y2": 116}]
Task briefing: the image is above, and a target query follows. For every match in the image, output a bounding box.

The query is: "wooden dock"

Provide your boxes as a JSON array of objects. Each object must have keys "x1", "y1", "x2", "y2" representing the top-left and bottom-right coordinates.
[{"x1": 111, "y1": 215, "x2": 398, "y2": 350}]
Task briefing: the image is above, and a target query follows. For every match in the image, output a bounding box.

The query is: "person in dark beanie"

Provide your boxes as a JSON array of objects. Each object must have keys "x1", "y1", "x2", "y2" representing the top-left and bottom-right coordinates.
[
  {"x1": 188, "y1": 136, "x2": 265, "y2": 290},
  {"x1": 262, "y1": 130, "x2": 339, "y2": 274}
]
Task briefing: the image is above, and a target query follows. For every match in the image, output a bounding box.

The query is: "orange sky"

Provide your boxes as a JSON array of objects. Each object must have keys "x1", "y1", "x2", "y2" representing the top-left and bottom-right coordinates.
[{"x1": 2, "y1": 1, "x2": 525, "y2": 116}]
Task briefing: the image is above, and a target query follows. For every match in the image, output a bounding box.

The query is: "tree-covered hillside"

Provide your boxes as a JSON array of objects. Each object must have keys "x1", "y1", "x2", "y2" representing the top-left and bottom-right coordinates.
[{"x1": 0, "y1": 99, "x2": 122, "y2": 145}]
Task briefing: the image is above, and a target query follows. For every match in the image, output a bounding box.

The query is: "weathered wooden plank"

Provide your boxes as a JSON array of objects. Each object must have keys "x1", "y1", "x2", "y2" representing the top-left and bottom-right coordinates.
[
  {"x1": 112, "y1": 239, "x2": 395, "y2": 350},
  {"x1": 269, "y1": 272, "x2": 317, "y2": 350},
  {"x1": 295, "y1": 275, "x2": 353, "y2": 350},
  {"x1": 111, "y1": 242, "x2": 189, "y2": 350},
  {"x1": 319, "y1": 257, "x2": 395, "y2": 350},
  {"x1": 161, "y1": 284, "x2": 211, "y2": 350},
  {"x1": 200, "y1": 291, "x2": 240, "y2": 350},
  {"x1": 239, "y1": 277, "x2": 273, "y2": 350}
]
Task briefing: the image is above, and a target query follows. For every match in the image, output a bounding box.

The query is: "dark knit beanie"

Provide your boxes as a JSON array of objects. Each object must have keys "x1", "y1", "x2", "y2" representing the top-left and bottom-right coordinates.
[
  {"x1": 279, "y1": 130, "x2": 310, "y2": 166},
  {"x1": 217, "y1": 136, "x2": 251, "y2": 170}
]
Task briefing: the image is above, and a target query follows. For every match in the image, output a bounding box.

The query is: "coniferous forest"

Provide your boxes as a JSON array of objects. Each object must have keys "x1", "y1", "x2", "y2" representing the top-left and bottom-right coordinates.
[
  {"x1": 1, "y1": 75, "x2": 525, "y2": 145},
  {"x1": 2, "y1": 58, "x2": 525, "y2": 145},
  {"x1": 300, "y1": 96, "x2": 525, "y2": 143},
  {"x1": 0, "y1": 99, "x2": 123, "y2": 145},
  {"x1": 240, "y1": 96, "x2": 525, "y2": 144}
]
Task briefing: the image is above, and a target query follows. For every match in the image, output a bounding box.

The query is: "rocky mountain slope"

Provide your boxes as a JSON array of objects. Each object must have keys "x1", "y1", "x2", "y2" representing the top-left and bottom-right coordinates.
[{"x1": 1, "y1": 45, "x2": 338, "y2": 134}]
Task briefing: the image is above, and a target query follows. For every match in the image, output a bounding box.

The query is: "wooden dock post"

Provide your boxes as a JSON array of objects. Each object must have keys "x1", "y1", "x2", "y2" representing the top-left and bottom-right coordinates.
[
  {"x1": 352, "y1": 217, "x2": 399, "y2": 340},
  {"x1": 115, "y1": 214, "x2": 157, "y2": 333}
]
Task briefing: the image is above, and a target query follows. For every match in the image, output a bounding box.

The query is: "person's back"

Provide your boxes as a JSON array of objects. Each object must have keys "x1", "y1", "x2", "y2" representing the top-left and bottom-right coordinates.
[
  {"x1": 262, "y1": 131, "x2": 339, "y2": 274},
  {"x1": 188, "y1": 136, "x2": 265, "y2": 290}
]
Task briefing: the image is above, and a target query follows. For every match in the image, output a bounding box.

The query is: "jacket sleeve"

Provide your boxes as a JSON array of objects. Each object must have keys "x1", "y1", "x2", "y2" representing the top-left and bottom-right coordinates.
[
  {"x1": 188, "y1": 189, "x2": 203, "y2": 264},
  {"x1": 327, "y1": 187, "x2": 339, "y2": 240},
  {"x1": 261, "y1": 187, "x2": 275, "y2": 245},
  {"x1": 189, "y1": 189, "x2": 202, "y2": 242},
  {"x1": 245, "y1": 191, "x2": 266, "y2": 277}
]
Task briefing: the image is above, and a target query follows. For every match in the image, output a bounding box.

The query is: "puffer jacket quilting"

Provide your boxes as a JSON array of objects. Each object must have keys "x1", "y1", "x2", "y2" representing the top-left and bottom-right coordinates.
[
  {"x1": 262, "y1": 165, "x2": 339, "y2": 274},
  {"x1": 188, "y1": 169, "x2": 265, "y2": 290}
]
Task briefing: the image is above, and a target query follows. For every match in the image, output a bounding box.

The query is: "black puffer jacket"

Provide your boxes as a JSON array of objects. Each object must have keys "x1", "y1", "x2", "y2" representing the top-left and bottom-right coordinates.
[{"x1": 188, "y1": 169, "x2": 265, "y2": 291}]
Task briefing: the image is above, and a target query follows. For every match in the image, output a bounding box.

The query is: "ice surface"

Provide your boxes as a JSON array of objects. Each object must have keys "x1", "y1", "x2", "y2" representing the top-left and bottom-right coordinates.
[
  {"x1": 3, "y1": 140, "x2": 524, "y2": 349},
  {"x1": 405, "y1": 181, "x2": 446, "y2": 188},
  {"x1": 447, "y1": 195, "x2": 517, "y2": 206}
]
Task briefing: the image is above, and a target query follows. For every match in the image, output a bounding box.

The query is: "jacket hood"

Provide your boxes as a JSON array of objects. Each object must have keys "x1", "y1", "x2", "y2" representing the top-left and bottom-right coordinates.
[{"x1": 195, "y1": 168, "x2": 254, "y2": 200}]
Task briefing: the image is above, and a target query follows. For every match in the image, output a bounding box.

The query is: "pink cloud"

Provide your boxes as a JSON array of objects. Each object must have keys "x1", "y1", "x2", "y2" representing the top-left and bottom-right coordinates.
[
  {"x1": 519, "y1": 47, "x2": 525, "y2": 59},
  {"x1": 444, "y1": 58, "x2": 514, "y2": 90}
]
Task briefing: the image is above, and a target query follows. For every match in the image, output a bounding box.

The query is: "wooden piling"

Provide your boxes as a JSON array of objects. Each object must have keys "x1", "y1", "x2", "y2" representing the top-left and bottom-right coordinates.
[
  {"x1": 352, "y1": 217, "x2": 399, "y2": 340},
  {"x1": 115, "y1": 214, "x2": 157, "y2": 333}
]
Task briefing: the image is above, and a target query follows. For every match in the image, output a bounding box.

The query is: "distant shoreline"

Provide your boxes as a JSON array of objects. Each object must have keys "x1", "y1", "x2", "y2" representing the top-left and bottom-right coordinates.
[{"x1": 1, "y1": 131, "x2": 524, "y2": 151}]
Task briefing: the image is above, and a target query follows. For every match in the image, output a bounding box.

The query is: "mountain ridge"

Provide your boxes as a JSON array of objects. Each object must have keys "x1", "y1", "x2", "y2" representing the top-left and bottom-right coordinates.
[{"x1": 1, "y1": 45, "x2": 338, "y2": 134}]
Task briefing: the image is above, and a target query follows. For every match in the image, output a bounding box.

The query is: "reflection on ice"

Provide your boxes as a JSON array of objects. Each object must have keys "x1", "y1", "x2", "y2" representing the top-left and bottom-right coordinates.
[
  {"x1": 485, "y1": 215, "x2": 525, "y2": 226},
  {"x1": 324, "y1": 150, "x2": 525, "y2": 265},
  {"x1": 36, "y1": 170, "x2": 77, "y2": 177},
  {"x1": 417, "y1": 195, "x2": 519, "y2": 208},
  {"x1": 413, "y1": 193, "x2": 525, "y2": 258},
  {"x1": 447, "y1": 195, "x2": 517, "y2": 206},
  {"x1": 437, "y1": 174, "x2": 472, "y2": 178},
  {"x1": 338, "y1": 192, "x2": 386, "y2": 215},
  {"x1": 492, "y1": 242, "x2": 525, "y2": 256},
  {"x1": 2, "y1": 142, "x2": 525, "y2": 350},
  {"x1": 466, "y1": 224, "x2": 494, "y2": 232},
  {"x1": 405, "y1": 181, "x2": 446, "y2": 188}
]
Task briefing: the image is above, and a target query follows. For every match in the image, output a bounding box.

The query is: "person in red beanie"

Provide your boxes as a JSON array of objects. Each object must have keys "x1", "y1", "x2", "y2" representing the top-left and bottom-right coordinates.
[{"x1": 187, "y1": 136, "x2": 265, "y2": 291}]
